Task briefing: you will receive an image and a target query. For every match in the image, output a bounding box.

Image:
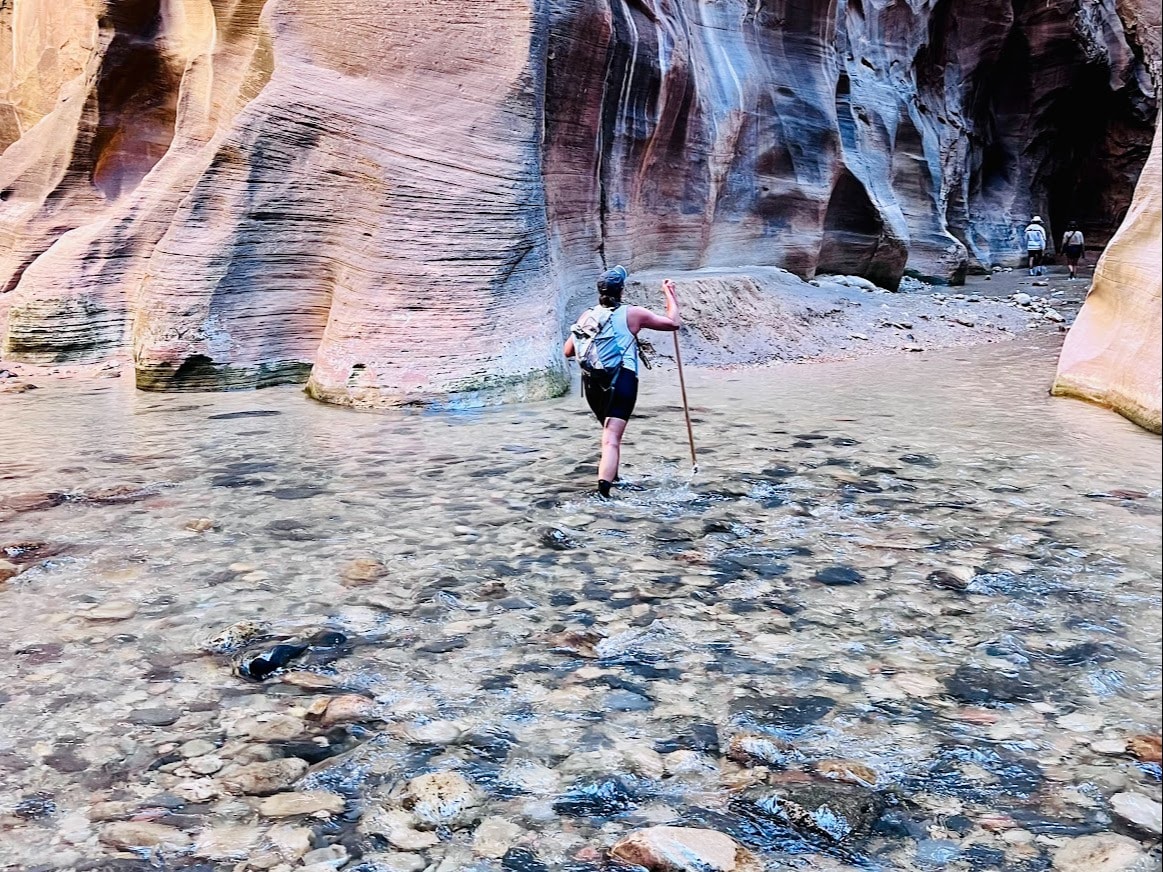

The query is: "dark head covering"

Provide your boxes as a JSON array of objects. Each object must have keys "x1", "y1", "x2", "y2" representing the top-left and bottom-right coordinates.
[{"x1": 597, "y1": 265, "x2": 628, "y2": 307}]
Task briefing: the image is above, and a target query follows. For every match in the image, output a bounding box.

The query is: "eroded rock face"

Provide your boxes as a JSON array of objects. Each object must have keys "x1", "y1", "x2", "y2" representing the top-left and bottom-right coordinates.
[
  {"x1": 544, "y1": 0, "x2": 1158, "y2": 287},
  {"x1": 1053, "y1": 119, "x2": 1162, "y2": 433},
  {"x1": 0, "y1": 0, "x2": 1158, "y2": 406},
  {"x1": 0, "y1": 0, "x2": 566, "y2": 407}
]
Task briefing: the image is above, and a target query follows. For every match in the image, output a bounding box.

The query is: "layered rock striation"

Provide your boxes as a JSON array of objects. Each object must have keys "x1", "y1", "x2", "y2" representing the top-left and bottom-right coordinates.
[
  {"x1": 0, "y1": 0, "x2": 1158, "y2": 406},
  {"x1": 1053, "y1": 119, "x2": 1161, "y2": 433}
]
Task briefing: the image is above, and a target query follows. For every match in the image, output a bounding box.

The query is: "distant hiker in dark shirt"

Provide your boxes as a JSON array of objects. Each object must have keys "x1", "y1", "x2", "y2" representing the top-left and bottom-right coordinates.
[
  {"x1": 563, "y1": 267, "x2": 681, "y2": 498},
  {"x1": 1061, "y1": 222, "x2": 1085, "y2": 280},
  {"x1": 1025, "y1": 216, "x2": 1047, "y2": 276}
]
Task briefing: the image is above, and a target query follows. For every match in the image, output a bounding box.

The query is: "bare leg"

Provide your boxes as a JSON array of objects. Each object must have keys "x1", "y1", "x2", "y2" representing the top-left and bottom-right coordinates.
[{"x1": 598, "y1": 417, "x2": 628, "y2": 488}]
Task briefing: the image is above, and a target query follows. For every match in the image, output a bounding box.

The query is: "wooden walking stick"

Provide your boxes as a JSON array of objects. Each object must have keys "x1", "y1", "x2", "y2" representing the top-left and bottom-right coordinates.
[{"x1": 671, "y1": 329, "x2": 698, "y2": 474}]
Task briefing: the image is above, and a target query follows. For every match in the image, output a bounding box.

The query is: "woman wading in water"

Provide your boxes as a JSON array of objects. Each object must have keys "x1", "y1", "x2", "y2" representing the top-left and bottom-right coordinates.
[{"x1": 563, "y1": 267, "x2": 681, "y2": 497}]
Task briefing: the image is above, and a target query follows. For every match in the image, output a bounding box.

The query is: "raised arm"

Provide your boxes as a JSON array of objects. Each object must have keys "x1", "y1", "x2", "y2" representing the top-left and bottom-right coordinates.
[{"x1": 627, "y1": 279, "x2": 681, "y2": 334}]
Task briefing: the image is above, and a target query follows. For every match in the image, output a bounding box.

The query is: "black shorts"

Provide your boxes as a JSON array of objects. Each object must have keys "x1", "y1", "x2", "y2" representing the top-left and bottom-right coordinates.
[
  {"x1": 1064, "y1": 244, "x2": 1083, "y2": 261},
  {"x1": 582, "y1": 367, "x2": 638, "y2": 423}
]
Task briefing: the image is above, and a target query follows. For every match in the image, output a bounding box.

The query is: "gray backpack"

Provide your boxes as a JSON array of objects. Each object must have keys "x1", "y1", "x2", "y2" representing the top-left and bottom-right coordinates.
[{"x1": 570, "y1": 306, "x2": 626, "y2": 374}]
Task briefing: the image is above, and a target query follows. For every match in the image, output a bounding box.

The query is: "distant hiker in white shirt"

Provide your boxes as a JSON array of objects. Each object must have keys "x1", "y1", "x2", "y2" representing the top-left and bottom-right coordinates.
[
  {"x1": 1024, "y1": 216, "x2": 1047, "y2": 276},
  {"x1": 1061, "y1": 222, "x2": 1085, "y2": 280}
]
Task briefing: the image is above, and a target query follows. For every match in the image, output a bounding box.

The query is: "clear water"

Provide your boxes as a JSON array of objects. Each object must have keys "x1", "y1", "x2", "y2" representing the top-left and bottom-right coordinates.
[{"x1": 1, "y1": 338, "x2": 1159, "y2": 871}]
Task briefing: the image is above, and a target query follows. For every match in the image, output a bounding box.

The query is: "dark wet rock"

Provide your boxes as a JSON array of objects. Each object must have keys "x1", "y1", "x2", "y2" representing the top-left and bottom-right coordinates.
[
  {"x1": 211, "y1": 474, "x2": 265, "y2": 488},
  {"x1": 873, "y1": 807, "x2": 929, "y2": 841},
  {"x1": 824, "y1": 670, "x2": 863, "y2": 689},
  {"x1": 706, "y1": 649, "x2": 780, "y2": 676},
  {"x1": 14, "y1": 793, "x2": 56, "y2": 819},
  {"x1": 1045, "y1": 641, "x2": 1115, "y2": 667},
  {"x1": 623, "y1": 661, "x2": 681, "y2": 681},
  {"x1": 860, "y1": 466, "x2": 900, "y2": 476},
  {"x1": 222, "y1": 461, "x2": 279, "y2": 474},
  {"x1": 900, "y1": 453, "x2": 940, "y2": 467},
  {"x1": 814, "y1": 565, "x2": 865, "y2": 586},
  {"x1": 76, "y1": 861, "x2": 180, "y2": 872},
  {"x1": 918, "y1": 742, "x2": 1044, "y2": 800},
  {"x1": 203, "y1": 569, "x2": 240, "y2": 586},
  {"x1": 481, "y1": 674, "x2": 515, "y2": 690},
  {"x1": 0, "y1": 751, "x2": 31, "y2": 772},
  {"x1": 961, "y1": 845, "x2": 1007, "y2": 868},
  {"x1": 928, "y1": 570, "x2": 971, "y2": 592},
  {"x1": 267, "y1": 486, "x2": 327, "y2": 500},
  {"x1": 69, "y1": 484, "x2": 160, "y2": 506},
  {"x1": 717, "y1": 551, "x2": 789, "y2": 579},
  {"x1": 308, "y1": 629, "x2": 348, "y2": 648},
  {"x1": 606, "y1": 689, "x2": 653, "y2": 711},
  {"x1": 540, "y1": 527, "x2": 579, "y2": 550},
  {"x1": 945, "y1": 814, "x2": 974, "y2": 836},
  {"x1": 266, "y1": 519, "x2": 321, "y2": 541},
  {"x1": 944, "y1": 665, "x2": 1042, "y2": 705},
  {"x1": 502, "y1": 848, "x2": 550, "y2": 872},
  {"x1": 592, "y1": 674, "x2": 649, "y2": 696},
  {"x1": 554, "y1": 776, "x2": 642, "y2": 817},
  {"x1": 207, "y1": 410, "x2": 282, "y2": 419},
  {"x1": 235, "y1": 643, "x2": 309, "y2": 681},
  {"x1": 464, "y1": 729, "x2": 517, "y2": 763},
  {"x1": 418, "y1": 636, "x2": 467, "y2": 654},
  {"x1": 731, "y1": 694, "x2": 837, "y2": 729},
  {"x1": 127, "y1": 707, "x2": 182, "y2": 727},
  {"x1": 748, "y1": 781, "x2": 885, "y2": 843},
  {"x1": 3, "y1": 541, "x2": 70, "y2": 567},
  {"x1": 1007, "y1": 808, "x2": 1106, "y2": 836},
  {"x1": 13, "y1": 643, "x2": 64, "y2": 665},
  {"x1": 655, "y1": 722, "x2": 720, "y2": 755},
  {"x1": 272, "y1": 738, "x2": 345, "y2": 765},
  {"x1": 549, "y1": 591, "x2": 578, "y2": 607}
]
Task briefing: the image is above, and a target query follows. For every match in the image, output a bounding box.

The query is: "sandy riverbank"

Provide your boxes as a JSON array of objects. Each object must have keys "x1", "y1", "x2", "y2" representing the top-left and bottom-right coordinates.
[{"x1": 2, "y1": 262, "x2": 1093, "y2": 397}]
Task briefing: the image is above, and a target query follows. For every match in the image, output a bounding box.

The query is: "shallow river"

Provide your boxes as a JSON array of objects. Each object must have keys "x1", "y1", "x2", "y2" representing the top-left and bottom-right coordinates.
[{"x1": 1, "y1": 338, "x2": 1160, "y2": 872}]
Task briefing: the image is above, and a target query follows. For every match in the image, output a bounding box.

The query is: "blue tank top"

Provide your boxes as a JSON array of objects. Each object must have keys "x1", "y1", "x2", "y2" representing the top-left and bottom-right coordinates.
[{"x1": 608, "y1": 306, "x2": 638, "y2": 374}]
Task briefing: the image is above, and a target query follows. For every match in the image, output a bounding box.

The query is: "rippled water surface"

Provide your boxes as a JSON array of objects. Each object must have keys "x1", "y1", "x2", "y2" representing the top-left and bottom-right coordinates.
[{"x1": 1, "y1": 339, "x2": 1160, "y2": 871}]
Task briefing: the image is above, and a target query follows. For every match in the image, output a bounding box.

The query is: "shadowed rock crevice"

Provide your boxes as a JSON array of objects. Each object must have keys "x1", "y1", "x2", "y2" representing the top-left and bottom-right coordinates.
[
  {"x1": 817, "y1": 171, "x2": 887, "y2": 282},
  {"x1": 90, "y1": 0, "x2": 180, "y2": 200}
]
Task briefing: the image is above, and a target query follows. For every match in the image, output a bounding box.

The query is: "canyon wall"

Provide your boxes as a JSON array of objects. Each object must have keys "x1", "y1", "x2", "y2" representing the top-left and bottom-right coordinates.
[
  {"x1": 546, "y1": 0, "x2": 1157, "y2": 286},
  {"x1": 1052, "y1": 119, "x2": 1161, "y2": 433},
  {"x1": 0, "y1": 0, "x2": 1158, "y2": 407}
]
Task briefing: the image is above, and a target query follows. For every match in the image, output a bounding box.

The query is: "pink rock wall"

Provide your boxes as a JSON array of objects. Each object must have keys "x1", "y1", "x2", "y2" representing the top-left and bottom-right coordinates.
[{"x1": 0, "y1": 0, "x2": 1158, "y2": 407}]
